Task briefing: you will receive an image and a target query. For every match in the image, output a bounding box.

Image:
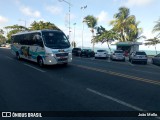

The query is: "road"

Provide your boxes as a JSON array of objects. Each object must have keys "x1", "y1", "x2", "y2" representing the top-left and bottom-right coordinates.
[{"x1": 0, "y1": 48, "x2": 160, "y2": 120}]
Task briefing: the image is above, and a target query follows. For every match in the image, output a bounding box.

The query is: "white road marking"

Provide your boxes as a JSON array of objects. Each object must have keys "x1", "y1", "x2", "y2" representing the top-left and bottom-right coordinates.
[
  {"x1": 87, "y1": 88, "x2": 160, "y2": 119},
  {"x1": 6, "y1": 56, "x2": 14, "y2": 60},
  {"x1": 87, "y1": 88, "x2": 144, "y2": 111},
  {"x1": 24, "y1": 63, "x2": 46, "y2": 73}
]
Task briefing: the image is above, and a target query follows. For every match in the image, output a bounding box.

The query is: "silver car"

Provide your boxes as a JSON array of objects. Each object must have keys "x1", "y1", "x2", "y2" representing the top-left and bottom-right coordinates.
[
  {"x1": 129, "y1": 51, "x2": 148, "y2": 64},
  {"x1": 95, "y1": 50, "x2": 109, "y2": 59},
  {"x1": 152, "y1": 53, "x2": 160, "y2": 65},
  {"x1": 110, "y1": 50, "x2": 125, "y2": 61}
]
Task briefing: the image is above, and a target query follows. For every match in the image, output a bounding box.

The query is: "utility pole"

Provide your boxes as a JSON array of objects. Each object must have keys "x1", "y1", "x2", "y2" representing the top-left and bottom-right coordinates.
[
  {"x1": 73, "y1": 23, "x2": 76, "y2": 47},
  {"x1": 81, "y1": 5, "x2": 87, "y2": 49},
  {"x1": 58, "y1": 0, "x2": 71, "y2": 41}
]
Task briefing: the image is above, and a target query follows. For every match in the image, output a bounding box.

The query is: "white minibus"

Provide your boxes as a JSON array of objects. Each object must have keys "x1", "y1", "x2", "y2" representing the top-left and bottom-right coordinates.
[{"x1": 11, "y1": 30, "x2": 72, "y2": 66}]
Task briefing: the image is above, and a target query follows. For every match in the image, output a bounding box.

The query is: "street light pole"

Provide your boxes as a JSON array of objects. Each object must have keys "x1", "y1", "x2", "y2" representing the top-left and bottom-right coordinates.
[
  {"x1": 58, "y1": 0, "x2": 71, "y2": 41},
  {"x1": 81, "y1": 5, "x2": 87, "y2": 49},
  {"x1": 73, "y1": 23, "x2": 76, "y2": 43}
]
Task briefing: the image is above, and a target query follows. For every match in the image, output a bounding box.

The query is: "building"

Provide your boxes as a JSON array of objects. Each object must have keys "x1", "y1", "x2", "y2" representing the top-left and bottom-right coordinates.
[{"x1": 116, "y1": 42, "x2": 142, "y2": 55}]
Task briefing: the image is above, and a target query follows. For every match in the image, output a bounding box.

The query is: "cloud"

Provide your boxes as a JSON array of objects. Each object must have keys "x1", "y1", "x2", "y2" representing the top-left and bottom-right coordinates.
[
  {"x1": 124, "y1": 0, "x2": 154, "y2": 7},
  {"x1": 0, "y1": 15, "x2": 8, "y2": 24},
  {"x1": 97, "y1": 11, "x2": 109, "y2": 23},
  {"x1": 20, "y1": 6, "x2": 41, "y2": 18},
  {"x1": 46, "y1": 5, "x2": 62, "y2": 15}
]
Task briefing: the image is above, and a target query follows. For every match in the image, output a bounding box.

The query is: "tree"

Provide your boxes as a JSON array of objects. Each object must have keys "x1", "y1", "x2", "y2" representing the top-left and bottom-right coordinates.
[
  {"x1": 71, "y1": 41, "x2": 76, "y2": 48},
  {"x1": 84, "y1": 15, "x2": 97, "y2": 51},
  {"x1": 152, "y1": 17, "x2": 160, "y2": 33},
  {"x1": 94, "y1": 26, "x2": 118, "y2": 52},
  {"x1": 0, "y1": 35, "x2": 6, "y2": 44},
  {"x1": 152, "y1": 17, "x2": 160, "y2": 41},
  {"x1": 5, "y1": 25, "x2": 27, "y2": 41},
  {"x1": 30, "y1": 21, "x2": 60, "y2": 31},
  {"x1": 110, "y1": 7, "x2": 143, "y2": 42},
  {"x1": 0, "y1": 29, "x2": 6, "y2": 44},
  {"x1": 0, "y1": 29, "x2": 4, "y2": 35},
  {"x1": 145, "y1": 18, "x2": 160, "y2": 55},
  {"x1": 145, "y1": 36, "x2": 160, "y2": 55}
]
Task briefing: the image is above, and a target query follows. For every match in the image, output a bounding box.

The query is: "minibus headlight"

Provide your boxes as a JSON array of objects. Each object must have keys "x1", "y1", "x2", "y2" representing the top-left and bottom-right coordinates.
[
  {"x1": 51, "y1": 53, "x2": 54, "y2": 56},
  {"x1": 46, "y1": 53, "x2": 55, "y2": 57}
]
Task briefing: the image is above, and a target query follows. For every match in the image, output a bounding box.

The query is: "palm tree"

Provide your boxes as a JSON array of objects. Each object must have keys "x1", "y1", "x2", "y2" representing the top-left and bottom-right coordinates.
[
  {"x1": 145, "y1": 36, "x2": 160, "y2": 55},
  {"x1": 84, "y1": 15, "x2": 97, "y2": 51},
  {"x1": 94, "y1": 26, "x2": 118, "y2": 52},
  {"x1": 152, "y1": 18, "x2": 160, "y2": 33},
  {"x1": 110, "y1": 7, "x2": 143, "y2": 42},
  {"x1": 71, "y1": 41, "x2": 76, "y2": 48},
  {"x1": 0, "y1": 29, "x2": 4, "y2": 35},
  {"x1": 145, "y1": 18, "x2": 160, "y2": 55}
]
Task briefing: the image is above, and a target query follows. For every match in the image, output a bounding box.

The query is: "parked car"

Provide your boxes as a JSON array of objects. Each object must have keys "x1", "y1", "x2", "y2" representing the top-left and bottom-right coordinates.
[
  {"x1": 80, "y1": 49, "x2": 95, "y2": 57},
  {"x1": 129, "y1": 51, "x2": 148, "y2": 64},
  {"x1": 95, "y1": 50, "x2": 109, "y2": 59},
  {"x1": 1, "y1": 44, "x2": 6, "y2": 47},
  {"x1": 152, "y1": 53, "x2": 160, "y2": 65},
  {"x1": 5, "y1": 43, "x2": 11, "y2": 48},
  {"x1": 72, "y1": 48, "x2": 81, "y2": 56},
  {"x1": 110, "y1": 50, "x2": 125, "y2": 61}
]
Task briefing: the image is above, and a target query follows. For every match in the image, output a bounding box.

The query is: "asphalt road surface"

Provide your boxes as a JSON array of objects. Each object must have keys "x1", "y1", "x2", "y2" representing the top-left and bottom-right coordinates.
[{"x1": 0, "y1": 48, "x2": 160, "y2": 120}]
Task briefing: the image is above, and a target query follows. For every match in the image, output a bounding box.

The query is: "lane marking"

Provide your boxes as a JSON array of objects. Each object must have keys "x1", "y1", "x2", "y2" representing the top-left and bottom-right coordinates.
[
  {"x1": 6, "y1": 56, "x2": 14, "y2": 60},
  {"x1": 6, "y1": 56, "x2": 45, "y2": 73},
  {"x1": 71, "y1": 63, "x2": 160, "y2": 86},
  {"x1": 87, "y1": 88, "x2": 160, "y2": 119},
  {"x1": 24, "y1": 63, "x2": 46, "y2": 73},
  {"x1": 87, "y1": 88, "x2": 144, "y2": 111}
]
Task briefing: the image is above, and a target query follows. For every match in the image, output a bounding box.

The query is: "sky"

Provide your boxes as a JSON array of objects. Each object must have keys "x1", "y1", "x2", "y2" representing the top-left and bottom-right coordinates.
[{"x1": 0, "y1": 0, "x2": 160, "y2": 51}]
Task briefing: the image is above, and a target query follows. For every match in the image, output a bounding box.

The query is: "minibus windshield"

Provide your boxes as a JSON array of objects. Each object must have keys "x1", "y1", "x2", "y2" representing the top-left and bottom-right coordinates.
[{"x1": 42, "y1": 31, "x2": 70, "y2": 49}]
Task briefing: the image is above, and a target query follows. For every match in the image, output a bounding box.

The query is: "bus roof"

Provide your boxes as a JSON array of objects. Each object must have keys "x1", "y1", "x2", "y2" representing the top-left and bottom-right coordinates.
[{"x1": 12, "y1": 29, "x2": 62, "y2": 36}]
